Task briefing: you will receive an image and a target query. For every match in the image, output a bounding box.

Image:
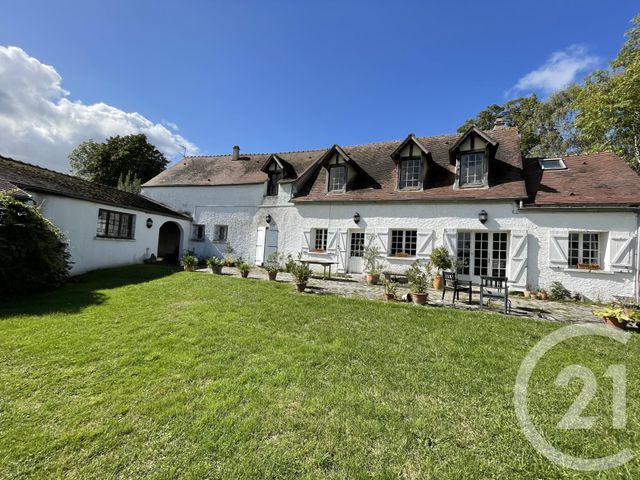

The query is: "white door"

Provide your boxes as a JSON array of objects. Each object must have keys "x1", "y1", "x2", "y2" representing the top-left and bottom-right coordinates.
[
  {"x1": 265, "y1": 228, "x2": 278, "y2": 261},
  {"x1": 347, "y1": 230, "x2": 365, "y2": 273},
  {"x1": 255, "y1": 227, "x2": 266, "y2": 265},
  {"x1": 456, "y1": 231, "x2": 509, "y2": 282}
]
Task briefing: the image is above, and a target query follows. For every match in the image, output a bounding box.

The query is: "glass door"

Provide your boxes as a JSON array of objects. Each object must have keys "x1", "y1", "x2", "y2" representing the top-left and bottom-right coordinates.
[
  {"x1": 456, "y1": 231, "x2": 508, "y2": 281},
  {"x1": 348, "y1": 231, "x2": 365, "y2": 273}
]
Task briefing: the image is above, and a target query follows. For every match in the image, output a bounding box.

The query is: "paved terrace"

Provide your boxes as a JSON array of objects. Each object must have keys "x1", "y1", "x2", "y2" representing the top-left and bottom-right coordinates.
[{"x1": 197, "y1": 267, "x2": 603, "y2": 325}]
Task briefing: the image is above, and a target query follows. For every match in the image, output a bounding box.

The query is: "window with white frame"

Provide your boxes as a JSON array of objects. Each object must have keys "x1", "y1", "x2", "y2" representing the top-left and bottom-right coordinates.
[
  {"x1": 390, "y1": 230, "x2": 417, "y2": 256},
  {"x1": 96, "y1": 209, "x2": 135, "y2": 239},
  {"x1": 568, "y1": 232, "x2": 600, "y2": 267},
  {"x1": 213, "y1": 225, "x2": 228, "y2": 242},
  {"x1": 313, "y1": 228, "x2": 328, "y2": 252},
  {"x1": 459, "y1": 152, "x2": 486, "y2": 186},
  {"x1": 456, "y1": 231, "x2": 508, "y2": 277},
  {"x1": 192, "y1": 224, "x2": 205, "y2": 241},
  {"x1": 398, "y1": 158, "x2": 422, "y2": 190},
  {"x1": 328, "y1": 165, "x2": 346, "y2": 192}
]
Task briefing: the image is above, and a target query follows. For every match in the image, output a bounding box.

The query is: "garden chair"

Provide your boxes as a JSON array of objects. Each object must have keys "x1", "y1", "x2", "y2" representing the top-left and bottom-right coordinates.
[
  {"x1": 479, "y1": 276, "x2": 511, "y2": 314},
  {"x1": 441, "y1": 271, "x2": 472, "y2": 305}
]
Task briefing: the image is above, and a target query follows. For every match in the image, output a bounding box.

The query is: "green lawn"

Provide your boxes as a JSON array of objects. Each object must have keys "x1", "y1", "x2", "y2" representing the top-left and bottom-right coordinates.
[{"x1": 1, "y1": 265, "x2": 638, "y2": 479}]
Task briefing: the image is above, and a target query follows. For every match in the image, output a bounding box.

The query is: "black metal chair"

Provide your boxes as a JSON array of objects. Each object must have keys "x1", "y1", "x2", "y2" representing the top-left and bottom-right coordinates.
[
  {"x1": 441, "y1": 271, "x2": 472, "y2": 305},
  {"x1": 479, "y1": 276, "x2": 511, "y2": 314}
]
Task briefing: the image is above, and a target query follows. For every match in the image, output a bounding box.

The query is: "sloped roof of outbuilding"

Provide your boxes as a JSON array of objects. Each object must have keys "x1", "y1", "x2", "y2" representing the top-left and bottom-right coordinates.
[{"x1": 0, "y1": 155, "x2": 190, "y2": 219}]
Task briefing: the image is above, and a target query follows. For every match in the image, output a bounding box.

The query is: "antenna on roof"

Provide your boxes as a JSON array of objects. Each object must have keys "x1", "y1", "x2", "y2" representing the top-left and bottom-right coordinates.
[{"x1": 178, "y1": 144, "x2": 187, "y2": 158}]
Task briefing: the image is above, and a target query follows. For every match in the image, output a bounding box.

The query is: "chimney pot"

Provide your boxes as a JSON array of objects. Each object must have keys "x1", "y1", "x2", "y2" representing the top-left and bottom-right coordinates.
[
  {"x1": 493, "y1": 117, "x2": 505, "y2": 130},
  {"x1": 232, "y1": 145, "x2": 240, "y2": 161}
]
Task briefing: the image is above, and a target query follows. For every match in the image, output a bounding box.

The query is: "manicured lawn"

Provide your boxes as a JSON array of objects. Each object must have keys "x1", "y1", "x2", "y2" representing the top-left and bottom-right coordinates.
[{"x1": 1, "y1": 265, "x2": 638, "y2": 479}]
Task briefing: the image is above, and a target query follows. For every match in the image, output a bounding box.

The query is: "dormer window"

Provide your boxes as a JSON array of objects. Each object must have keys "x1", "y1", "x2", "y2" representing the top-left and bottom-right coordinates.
[
  {"x1": 459, "y1": 152, "x2": 486, "y2": 187},
  {"x1": 328, "y1": 165, "x2": 346, "y2": 192},
  {"x1": 266, "y1": 162, "x2": 283, "y2": 196},
  {"x1": 399, "y1": 157, "x2": 422, "y2": 190}
]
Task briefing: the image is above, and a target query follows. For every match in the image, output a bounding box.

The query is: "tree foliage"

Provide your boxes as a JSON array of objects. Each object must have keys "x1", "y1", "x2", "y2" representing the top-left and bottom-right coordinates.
[
  {"x1": 0, "y1": 193, "x2": 71, "y2": 295},
  {"x1": 459, "y1": 15, "x2": 640, "y2": 172},
  {"x1": 117, "y1": 171, "x2": 142, "y2": 194},
  {"x1": 69, "y1": 134, "x2": 169, "y2": 187}
]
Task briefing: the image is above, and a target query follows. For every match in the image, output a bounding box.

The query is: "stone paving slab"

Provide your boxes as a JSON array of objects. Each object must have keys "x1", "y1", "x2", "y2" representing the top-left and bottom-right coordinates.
[{"x1": 196, "y1": 266, "x2": 602, "y2": 325}]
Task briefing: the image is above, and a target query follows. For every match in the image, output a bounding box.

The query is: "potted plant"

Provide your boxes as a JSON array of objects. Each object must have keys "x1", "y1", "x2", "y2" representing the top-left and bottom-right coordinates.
[
  {"x1": 523, "y1": 283, "x2": 533, "y2": 299},
  {"x1": 406, "y1": 259, "x2": 431, "y2": 305},
  {"x1": 363, "y1": 234, "x2": 383, "y2": 285},
  {"x1": 180, "y1": 254, "x2": 198, "y2": 272},
  {"x1": 593, "y1": 305, "x2": 640, "y2": 329},
  {"x1": 224, "y1": 242, "x2": 235, "y2": 267},
  {"x1": 206, "y1": 256, "x2": 224, "y2": 274},
  {"x1": 430, "y1": 246, "x2": 452, "y2": 290},
  {"x1": 577, "y1": 263, "x2": 600, "y2": 271},
  {"x1": 381, "y1": 276, "x2": 398, "y2": 301},
  {"x1": 264, "y1": 251, "x2": 283, "y2": 281},
  {"x1": 237, "y1": 261, "x2": 251, "y2": 278},
  {"x1": 290, "y1": 259, "x2": 312, "y2": 292}
]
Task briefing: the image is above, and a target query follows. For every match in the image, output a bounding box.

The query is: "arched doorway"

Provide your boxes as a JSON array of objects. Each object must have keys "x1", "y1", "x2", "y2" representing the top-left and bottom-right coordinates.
[{"x1": 157, "y1": 221, "x2": 182, "y2": 263}]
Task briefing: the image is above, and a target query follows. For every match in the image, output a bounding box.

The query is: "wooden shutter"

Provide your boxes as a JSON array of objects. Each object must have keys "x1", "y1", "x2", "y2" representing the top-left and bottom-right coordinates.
[
  {"x1": 609, "y1": 232, "x2": 636, "y2": 271},
  {"x1": 508, "y1": 230, "x2": 528, "y2": 288},
  {"x1": 548, "y1": 229, "x2": 569, "y2": 267},
  {"x1": 327, "y1": 228, "x2": 339, "y2": 252},
  {"x1": 417, "y1": 230, "x2": 435, "y2": 258},
  {"x1": 443, "y1": 229, "x2": 457, "y2": 259},
  {"x1": 255, "y1": 227, "x2": 266, "y2": 265},
  {"x1": 302, "y1": 229, "x2": 311, "y2": 253},
  {"x1": 337, "y1": 230, "x2": 348, "y2": 272},
  {"x1": 376, "y1": 229, "x2": 389, "y2": 254}
]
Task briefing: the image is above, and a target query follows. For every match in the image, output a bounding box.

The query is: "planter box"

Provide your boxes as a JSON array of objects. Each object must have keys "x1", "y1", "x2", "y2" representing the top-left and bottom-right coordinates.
[{"x1": 577, "y1": 263, "x2": 600, "y2": 271}]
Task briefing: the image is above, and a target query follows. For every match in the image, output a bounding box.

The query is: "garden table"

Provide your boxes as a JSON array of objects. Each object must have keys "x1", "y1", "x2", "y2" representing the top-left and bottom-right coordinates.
[{"x1": 299, "y1": 259, "x2": 336, "y2": 279}]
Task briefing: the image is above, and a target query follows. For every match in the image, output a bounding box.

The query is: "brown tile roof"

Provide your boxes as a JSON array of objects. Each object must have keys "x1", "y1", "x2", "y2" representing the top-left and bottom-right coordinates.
[
  {"x1": 145, "y1": 127, "x2": 528, "y2": 202},
  {"x1": 523, "y1": 152, "x2": 640, "y2": 207},
  {"x1": 0, "y1": 155, "x2": 190, "y2": 219},
  {"x1": 0, "y1": 176, "x2": 32, "y2": 200}
]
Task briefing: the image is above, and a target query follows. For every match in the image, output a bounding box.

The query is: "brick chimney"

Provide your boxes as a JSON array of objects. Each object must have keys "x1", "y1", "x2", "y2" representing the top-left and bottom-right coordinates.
[{"x1": 232, "y1": 145, "x2": 240, "y2": 161}]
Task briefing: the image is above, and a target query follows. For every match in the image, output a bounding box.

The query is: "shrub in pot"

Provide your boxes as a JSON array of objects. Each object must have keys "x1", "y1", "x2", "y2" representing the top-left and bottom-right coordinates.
[
  {"x1": 181, "y1": 254, "x2": 198, "y2": 272},
  {"x1": 263, "y1": 251, "x2": 283, "y2": 281},
  {"x1": 593, "y1": 305, "x2": 640, "y2": 329},
  {"x1": 363, "y1": 234, "x2": 383, "y2": 285},
  {"x1": 381, "y1": 277, "x2": 398, "y2": 301},
  {"x1": 290, "y1": 259, "x2": 312, "y2": 292},
  {"x1": 224, "y1": 242, "x2": 235, "y2": 267},
  {"x1": 430, "y1": 246, "x2": 451, "y2": 290},
  {"x1": 237, "y1": 261, "x2": 251, "y2": 278},
  {"x1": 406, "y1": 259, "x2": 431, "y2": 305},
  {"x1": 549, "y1": 281, "x2": 571, "y2": 301},
  {"x1": 206, "y1": 256, "x2": 224, "y2": 274}
]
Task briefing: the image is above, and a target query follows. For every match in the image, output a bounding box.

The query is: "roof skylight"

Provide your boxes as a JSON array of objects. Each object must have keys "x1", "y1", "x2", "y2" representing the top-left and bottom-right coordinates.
[{"x1": 538, "y1": 158, "x2": 567, "y2": 170}]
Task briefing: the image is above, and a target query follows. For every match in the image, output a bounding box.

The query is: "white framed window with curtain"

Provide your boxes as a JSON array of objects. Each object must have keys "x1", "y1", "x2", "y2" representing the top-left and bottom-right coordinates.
[
  {"x1": 459, "y1": 152, "x2": 486, "y2": 187},
  {"x1": 328, "y1": 165, "x2": 346, "y2": 192},
  {"x1": 398, "y1": 158, "x2": 422, "y2": 190}
]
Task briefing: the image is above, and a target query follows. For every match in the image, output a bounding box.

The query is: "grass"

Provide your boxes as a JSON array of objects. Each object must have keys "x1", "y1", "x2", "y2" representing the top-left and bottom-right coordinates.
[{"x1": 1, "y1": 265, "x2": 639, "y2": 479}]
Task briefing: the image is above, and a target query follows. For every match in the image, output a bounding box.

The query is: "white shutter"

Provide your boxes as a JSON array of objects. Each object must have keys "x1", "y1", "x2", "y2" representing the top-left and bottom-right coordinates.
[
  {"x1": 302, "y1": 229, "x2": 311, "y2": 253},
  {"x1": 337, "y1": 230, "x2": 348, "y2": 272},
  {"x1": 609, "y1": 232, "x2": 636, "y2": 271},
  {"x1": 327, "y1": 228, "x2": 339, "y2": 252},
  {"x1": 548, "y1": 229, "x2": 569, "y2": 267},
  {"x1": 508, "y1": 230, "x2": 528, "y2": 288},
  {"x1": 376, "y1": 229, "x2": 389, "y2": 254},
  {"x1": 443, "y1": 229, "x2": 457, "y2": 259},
  {"x1": 417, "y1": 230, "x2": 435, "y2": 258},
  {"x1": 255, "y1": 227, "x2": 266, "y2": 265}
]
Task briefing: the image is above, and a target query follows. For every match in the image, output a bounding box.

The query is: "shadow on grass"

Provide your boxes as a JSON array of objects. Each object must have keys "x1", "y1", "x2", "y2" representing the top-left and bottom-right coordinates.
[{"x1": 0, "y1": 264, "x2": 175, "y2": 318}]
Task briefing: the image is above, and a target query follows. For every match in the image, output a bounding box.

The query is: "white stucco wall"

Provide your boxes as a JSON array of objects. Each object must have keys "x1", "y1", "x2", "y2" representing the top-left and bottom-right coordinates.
[
  {"x1": 32, "y1": 192, "x2": 191, "y2": 275},
  {"x1": 142, "y1": 183, "x2": 639, "y2": 301}
]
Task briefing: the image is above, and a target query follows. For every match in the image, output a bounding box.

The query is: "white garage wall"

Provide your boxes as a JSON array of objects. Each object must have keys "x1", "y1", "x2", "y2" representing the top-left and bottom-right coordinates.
[{"x1": 32, "y1": 192, "x2": 191, "y2": 275}]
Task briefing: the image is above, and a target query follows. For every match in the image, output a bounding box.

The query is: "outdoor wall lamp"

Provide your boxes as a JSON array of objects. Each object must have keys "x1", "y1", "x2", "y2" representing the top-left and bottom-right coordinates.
[
  {"x1": 478, "y1": 210, "x2": 488, "y2": 224},
  {"x1": 146, "y1": 218, "x2": 153, "y2": 228},
  {"x1": 265, "y1": 214, "x2": 272, "y2": 224},
  {"x1": 353, "y1": 212, "x2": 361, "y2": 224}
]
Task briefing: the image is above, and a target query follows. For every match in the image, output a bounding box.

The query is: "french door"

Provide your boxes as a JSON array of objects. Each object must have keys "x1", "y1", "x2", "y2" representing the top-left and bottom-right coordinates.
[
  {"x1": 348, "y1": 231, "x2": 365, "y2": 273},
  {"x1": 456, "y1": 231, "x2": 508, "y2": 280}
]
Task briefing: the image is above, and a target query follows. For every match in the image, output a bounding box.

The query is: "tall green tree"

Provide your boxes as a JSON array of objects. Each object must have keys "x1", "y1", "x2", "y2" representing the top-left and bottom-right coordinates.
[
  {"x1": 574, "y1": 15, "x2": 640, "y2": 172},
  {"x1": 69, "y1": 134, "x2": 169, "y2": 187}
]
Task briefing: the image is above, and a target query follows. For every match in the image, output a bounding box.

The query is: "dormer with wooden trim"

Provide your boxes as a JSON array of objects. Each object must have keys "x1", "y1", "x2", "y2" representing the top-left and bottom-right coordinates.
[
  {"x1": 449, "y1": 126, "x2": 498, "y2": 189},
  {"x1": 391, "y1": 134, "x2": 430, "y2": 191},
  {"x1": 261, "y1": 154, "x2": 295, "y2": 196},
  {"x1": 317, "y1": 145, "x2": 357, "y2": 194}
]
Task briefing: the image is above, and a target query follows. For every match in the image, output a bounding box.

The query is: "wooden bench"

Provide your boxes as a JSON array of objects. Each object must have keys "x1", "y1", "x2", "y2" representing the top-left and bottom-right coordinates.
[{"x1": 382, "y1": 271, "x2": 408, "y2": 283}]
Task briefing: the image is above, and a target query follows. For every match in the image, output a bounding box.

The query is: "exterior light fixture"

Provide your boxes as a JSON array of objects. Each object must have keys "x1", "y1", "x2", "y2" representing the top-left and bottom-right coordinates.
[
  {"x1": 353, "y1": 212, "x2": 361, "y2": 224},
  {"x1": 146, "y1": 218, "x2": 153, "y2": 228},
  {"x1": 265, "y1": 214, "x2": 272, "y2": 224},
  {"x1": 478, "y1": 210, "x2": 488, "y2": 224}
]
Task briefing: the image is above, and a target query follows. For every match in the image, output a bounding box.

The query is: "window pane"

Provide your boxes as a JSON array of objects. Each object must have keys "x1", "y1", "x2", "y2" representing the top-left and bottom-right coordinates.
[
  {"x1": 350, "y1": 232, "x2": 364, "y2": 257},
  {"x1": 399, "y1": 158, "x2": 421, "y2": 189},
  {"x1": 456, "y1": 232, "x2": 470, "y2": 274},
  {"x1": 97, "y1": 210, "x2": 108, "y2": 236},
  {"x1": 328, "y1": 166, "x2": 346, "y2": 192},
  {"x1": 582, "y1": 233, "x2": 599, "y2": 264},
  {"x1": 314, "y1": 228, "x2": 327, "y2": 251},
  {"x1": 568, "y1": 233, "x2": 579, "y2": 266},
  {"x1": 491, "y1": 233, "x2": 507, "y2": 277},
  {"x1": 474, "y1": 232, "x2": 488, "y2": 276},
  {"x1": 460, "y1": 153, "x2": 485, "y2": 186},
  {"x1": 390, "y1": 230, "x2": 416, "y2": 256}
]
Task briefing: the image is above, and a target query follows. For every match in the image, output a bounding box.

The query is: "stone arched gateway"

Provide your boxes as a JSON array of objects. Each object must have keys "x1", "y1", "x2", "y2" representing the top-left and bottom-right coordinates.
[{"x1": 157, "y1": 221, "x2": 182, "y2": 263}]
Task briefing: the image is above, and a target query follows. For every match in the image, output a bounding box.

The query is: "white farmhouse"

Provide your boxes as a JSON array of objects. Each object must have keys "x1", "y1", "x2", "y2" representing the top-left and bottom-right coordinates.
[
  {"x1": 142, "y1": 125, "x2": 640, "y2": 302},
  {"x1": 1, "y1": 155, "x2": 191, "y2": 274}
]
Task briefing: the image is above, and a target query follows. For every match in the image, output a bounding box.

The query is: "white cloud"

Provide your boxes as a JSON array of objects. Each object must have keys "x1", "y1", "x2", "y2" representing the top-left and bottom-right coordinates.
[
  {"x1": 0, "y1": 46, "x2": 198, "y2": 172},
  {"x1": 509, "y1": 45, "x2": 600, "y2": 95}
]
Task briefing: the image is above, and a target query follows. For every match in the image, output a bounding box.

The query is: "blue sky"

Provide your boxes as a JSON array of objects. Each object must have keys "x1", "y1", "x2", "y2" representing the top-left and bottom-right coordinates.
[{"x1": 0, "y1": 1, "x2": 637, "y2": 170}]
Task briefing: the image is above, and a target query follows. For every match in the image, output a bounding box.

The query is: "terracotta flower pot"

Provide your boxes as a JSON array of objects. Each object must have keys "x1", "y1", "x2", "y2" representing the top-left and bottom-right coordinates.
[
  {"x1": 538, "y1": 291, "x2": 548, "y2": 300},
  {"x1": 433, "y1": 275, "x2": 444, "y2": 290},
  {"x1": 523, "y1": 290, "x2": 531, "y2": 299},
  {"x1": 530, "y1": 292, "x2": 539, "y2": 300},
  {"x1": 366, "y1": 274, "x2": 380, "y2": 285},
  {"x1": 241, "y1": 271, "x2": 249, "y2": 278},
  {"x1": 384, "y1": 293, "x2": 395, "y2": 301},
  {"x1": 210, "y1": 266, "x2": 222, "y2": 275},
  {"x1": 295, "y1": 282, "x2": 307, "y2": 293},
  {"x1": 411, "y1": 292, "x2": 428, "y2": 305},
  {"x1": 268, "y1": 271, "x2": 278, "y2": 281},
  {"x1": 602, "y1": 316, "x2": 626, "y2": 329}
]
